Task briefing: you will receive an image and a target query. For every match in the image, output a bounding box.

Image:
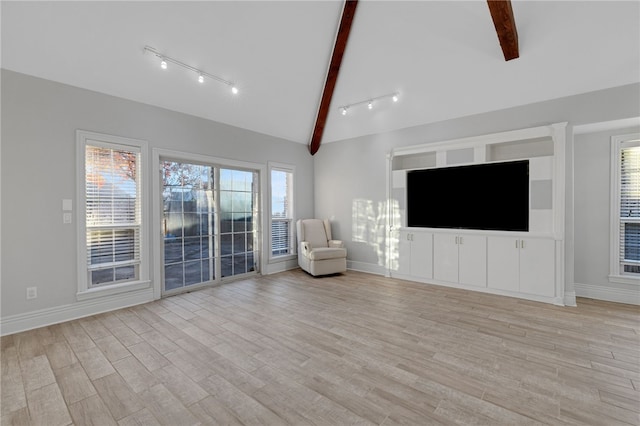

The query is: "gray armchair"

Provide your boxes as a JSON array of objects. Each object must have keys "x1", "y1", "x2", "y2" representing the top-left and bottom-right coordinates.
[{"x1": 296, "y1": 219, "x2": 347, "y2": 276}]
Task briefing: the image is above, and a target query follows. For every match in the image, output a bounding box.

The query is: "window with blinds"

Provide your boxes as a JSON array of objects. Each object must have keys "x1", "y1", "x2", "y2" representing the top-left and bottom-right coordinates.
[
  {"x1": 85, "y1": 144, "x2": 141, "y2": 287},
  {"x1": 270, "y1": 167, "x2": 294, "y2": 257},
  {"x1": 619, "y1": 142, "x2": 640, "y2": 275}
]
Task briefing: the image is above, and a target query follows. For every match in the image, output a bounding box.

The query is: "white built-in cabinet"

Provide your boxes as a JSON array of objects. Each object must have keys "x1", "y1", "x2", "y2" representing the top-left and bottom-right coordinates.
[
  {"x1": 433, "y1": 234, "x2": 486, "y2": 287},
  {"x1": 487, "y1": 237, "x2": 555, "y2": 297},
  {"x1": 397, "y1": 230, "x2": 433, "y2": 280},
  {"x1": 388, "y1": 122, "x2": 567, "y2": 305}
]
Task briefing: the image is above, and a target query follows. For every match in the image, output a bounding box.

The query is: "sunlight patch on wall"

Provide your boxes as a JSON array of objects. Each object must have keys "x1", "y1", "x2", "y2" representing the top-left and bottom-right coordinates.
[{"x1": 352, "y1": 198, "x2": 400, "y2": 269}]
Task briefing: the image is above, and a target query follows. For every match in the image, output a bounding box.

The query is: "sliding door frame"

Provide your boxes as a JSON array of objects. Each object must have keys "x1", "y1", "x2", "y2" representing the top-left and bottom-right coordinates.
[{"x1": 151, "y1": 148, "x2": 266, "y2": 299}]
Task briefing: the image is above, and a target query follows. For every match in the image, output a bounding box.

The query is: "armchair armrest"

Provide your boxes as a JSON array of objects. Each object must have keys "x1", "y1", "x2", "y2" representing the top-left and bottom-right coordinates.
[
  {"x1": 300, "y1": 241, "x2": 312, "y2": 255},
  {"x1": 328, "y1": 240, "x2": 344, "y2": 248}
]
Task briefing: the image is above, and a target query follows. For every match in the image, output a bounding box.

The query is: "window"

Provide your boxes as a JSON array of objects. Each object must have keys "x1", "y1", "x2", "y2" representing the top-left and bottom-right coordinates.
[
  {"x1": 610, "y1": 133, "x2": 640, "y2": 283},
  {"x1": 77, "y1": 131, "x2": 149, "y2": 298},
  {"x1": 270, "y1": 164, "x2": 294, "y2": 258}
]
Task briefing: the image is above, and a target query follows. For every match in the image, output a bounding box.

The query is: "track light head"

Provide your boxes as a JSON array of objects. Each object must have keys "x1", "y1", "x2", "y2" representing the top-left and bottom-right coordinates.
[
  {"x1": 160, "y1": 59, "x2": 168, "y2": 70},
  {"x1": 231, "y1": 85, "x2": 239, "y2": 95},
  {"x1": 198, "y1": 74, "x2": 204, "y2": 83},
  {"x1": 368, "y1": 101, "x2": 373, "y2": 110},
  {"x1": 341, "y1": 107, "x2": 348, "y2": 116},
  {"x1": 392, "y1": 94, "x2": 399, "y2": 102}
]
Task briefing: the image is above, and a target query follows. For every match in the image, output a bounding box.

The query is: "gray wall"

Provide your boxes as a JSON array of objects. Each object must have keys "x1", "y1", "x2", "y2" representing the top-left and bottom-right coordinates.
[
  {"x1": 314, "y1": 83, "x2": 640, "y2": 293},
  {"x1": 574, "y1": 126, "x2": 640, "y2": 293},
  {"x1": 2, "y1": 67, "x2": 639, "y2": 321},
  {"x1": 1, "y1": 69, "x2": 314, "y2": 318}
]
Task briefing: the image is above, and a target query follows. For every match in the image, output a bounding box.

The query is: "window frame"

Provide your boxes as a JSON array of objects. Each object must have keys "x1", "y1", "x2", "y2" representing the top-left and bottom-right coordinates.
[
  {"x1": 76, "y1": 130, "x2": 150, "y2": 300},
  {"x1": 609, "y1": 132, "x2": 640, "y2": 285},
  {"x1": 268, "y1": 162, "x2": 296, "y2": 262}
]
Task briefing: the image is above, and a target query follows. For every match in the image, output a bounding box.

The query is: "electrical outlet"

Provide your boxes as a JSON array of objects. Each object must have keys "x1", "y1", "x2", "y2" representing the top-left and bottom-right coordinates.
[{"x1": 26, "y1": 287, "x2": 37, "y2": 300}]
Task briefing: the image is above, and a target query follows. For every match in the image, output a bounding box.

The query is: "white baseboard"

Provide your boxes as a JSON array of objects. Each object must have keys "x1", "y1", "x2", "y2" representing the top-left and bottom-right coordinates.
[
  {"x1": 347, "y1": 260, "x2": 386, "y2": 276},
  {"x1": 574, "y1": 282, "x2": 640, "y2": 305},
  {"x1": 1, "y1": 287, "x2": 155, "y2": 336},
  {"x1": 564, "y1": 290, "x2": 577, "y2": 307},
  {"x1": 263, "y1": 259, "x2": 298, "y2": 275}
]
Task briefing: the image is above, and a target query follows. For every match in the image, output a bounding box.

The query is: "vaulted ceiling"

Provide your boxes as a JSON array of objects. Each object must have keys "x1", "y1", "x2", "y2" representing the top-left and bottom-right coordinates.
[{"x1": 2, "y1": 1, "x2": 639, "y2": 146}]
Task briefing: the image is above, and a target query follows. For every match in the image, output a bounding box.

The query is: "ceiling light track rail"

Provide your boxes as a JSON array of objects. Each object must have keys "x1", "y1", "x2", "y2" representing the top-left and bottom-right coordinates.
[
  {"x1": 339, "y1": 92, "x2": 399, "y2": 115},
  {"x1": 143, "y1": 45, "x2": 238, "y2": 94}
]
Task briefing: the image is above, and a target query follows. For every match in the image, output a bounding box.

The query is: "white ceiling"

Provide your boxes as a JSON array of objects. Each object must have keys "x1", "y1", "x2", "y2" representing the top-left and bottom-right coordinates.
[{"x1": 2, "y1": 1, "x2": 639, "y2": 146}]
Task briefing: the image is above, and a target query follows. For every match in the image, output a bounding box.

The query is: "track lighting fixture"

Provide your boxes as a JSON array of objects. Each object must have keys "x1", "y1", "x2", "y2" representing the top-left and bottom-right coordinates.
[
  {"x1": 144, "y1": 46, "x2": 238, "y2": 94},
  {"x1": 339, "y1": 92, "x2": 399, "y2": 116}
]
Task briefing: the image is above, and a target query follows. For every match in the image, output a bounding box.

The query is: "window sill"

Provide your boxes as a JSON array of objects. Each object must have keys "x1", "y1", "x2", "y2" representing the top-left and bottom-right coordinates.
[
  {"x1": 269, "y1": 254, "x2": 297, "y2": 264},
  {"x1": 608, "y1": 275, "x2": 640, "y2": 286},
  {"x1": 77, "y1": 280, "x2": 151, "y2": 301}
]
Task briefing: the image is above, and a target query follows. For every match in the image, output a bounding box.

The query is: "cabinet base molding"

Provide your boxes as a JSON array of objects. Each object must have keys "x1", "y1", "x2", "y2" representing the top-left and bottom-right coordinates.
[{"x1": 391, "y1": 273, "x2": 565, "y2": 306}]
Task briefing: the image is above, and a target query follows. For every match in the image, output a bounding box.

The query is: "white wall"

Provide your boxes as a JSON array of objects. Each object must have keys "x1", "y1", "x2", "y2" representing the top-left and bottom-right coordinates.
[
  {"x1": 314, "y1": 83, "x2": 640, "y2": 301},
  {"x1": 574, "y1": 126, "x2": 640, "y2": 304},
  {"x1": 0, "y1": 69, "x2": 314, "y2": 326}
]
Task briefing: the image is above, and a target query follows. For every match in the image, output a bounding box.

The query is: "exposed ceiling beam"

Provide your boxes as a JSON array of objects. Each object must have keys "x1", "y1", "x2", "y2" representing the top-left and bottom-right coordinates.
[
  {"x1": 309, "y1": 0, "x2": 359, "y2": 155},
  {"x1": 487, "y1": 0, "x2": 519, "y2": 61}
]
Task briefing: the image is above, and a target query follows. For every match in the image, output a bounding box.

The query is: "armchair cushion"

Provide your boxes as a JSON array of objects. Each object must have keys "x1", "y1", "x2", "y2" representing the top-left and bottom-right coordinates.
[
  {"x1": 307, "y1": 247, "x2": 347, "y2": 261},
  {"x1": 302, "y1": 220, "x2": 330, "y2": 249}
]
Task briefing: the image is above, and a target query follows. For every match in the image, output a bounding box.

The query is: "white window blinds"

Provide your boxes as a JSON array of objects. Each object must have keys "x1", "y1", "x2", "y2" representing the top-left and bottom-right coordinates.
[
  {"x1": 271, "y1": 168, "x2": 293, "y2": 257},
  {"x1": 85, "y1": 144, "x2": 141, "y2": 286},
  {"x1": 619, "y1": 143, "x2": 640, "y2": 274}
]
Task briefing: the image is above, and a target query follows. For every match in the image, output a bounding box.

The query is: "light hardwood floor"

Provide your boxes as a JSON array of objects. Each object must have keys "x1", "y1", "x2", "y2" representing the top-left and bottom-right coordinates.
[{"x1": 1, "y1": 270, "x2": 639, "y2": 425}]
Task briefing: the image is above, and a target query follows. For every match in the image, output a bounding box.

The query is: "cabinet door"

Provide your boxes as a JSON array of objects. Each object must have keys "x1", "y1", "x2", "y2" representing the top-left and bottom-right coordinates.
[
  {"x1": 433, "y1": 234, "x2": 458, "y2": 283},
  {"x1": 519, "y1": 239, "x2": 555, "y2": 297},
  {"x1": 487, "y1": 236, "x2": 519, "y2": 292},
  {"x1": 458, "y1": 235, "x2": 487, "y2": 287},
  {"x1": 396, "y1": 231, "x2": 412, "y2": 276},
  {"x1": 411, "y1": 232, "x2": 433, "y2": 279}
]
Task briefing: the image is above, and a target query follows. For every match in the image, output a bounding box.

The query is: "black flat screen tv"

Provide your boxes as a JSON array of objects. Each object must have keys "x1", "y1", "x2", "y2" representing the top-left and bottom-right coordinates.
[{"x1": 407, "y1": 160, "x2": 529, "y2": 231}]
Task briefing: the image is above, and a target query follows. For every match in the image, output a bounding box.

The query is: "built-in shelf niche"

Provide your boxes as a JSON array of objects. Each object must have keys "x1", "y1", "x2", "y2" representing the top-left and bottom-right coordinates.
[
  {"x1": 392, "y1": 151, "x2": 436, "y2": 170},
  {"x1": 486, "y1": 137, "x2": 554, "y2": 162}
]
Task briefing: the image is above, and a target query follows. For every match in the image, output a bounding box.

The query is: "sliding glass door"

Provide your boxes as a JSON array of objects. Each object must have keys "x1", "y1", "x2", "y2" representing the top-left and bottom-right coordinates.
[
  {"x1": 161, "y1": 160, "x2": 259, "y2": 295},
  {"x1": 220, "y1": 169, "x2": 259, "y2": 278},
  {"x1": 162, "y1": 162, "x2": 215, "y2": 293}
]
